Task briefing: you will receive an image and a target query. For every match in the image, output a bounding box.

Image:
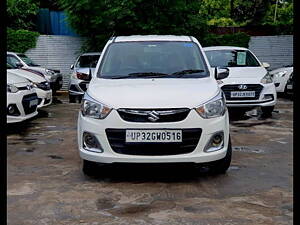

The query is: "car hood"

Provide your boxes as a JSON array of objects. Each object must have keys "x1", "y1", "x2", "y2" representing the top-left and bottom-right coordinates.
[
  {"x1": 7, "y1": 71, "x2": 31, "y2": 87},
  {"x1": 8, "y1": 69, "x2": 46, "y2": 83},
  {"x1": 87, "y1": 77, "x2": 219, "y2": 108},
  {"x1": 223, "y1": 67, "x2": 267, "y2": 78},
  {"x1": 269, "y1": 67, "x2": 293, "y2": 75}
]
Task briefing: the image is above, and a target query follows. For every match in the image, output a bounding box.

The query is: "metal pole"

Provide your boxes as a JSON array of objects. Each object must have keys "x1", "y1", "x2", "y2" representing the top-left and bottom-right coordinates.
[{"x1": 274, "y1": 0, "x2": 279, "y2": 23}]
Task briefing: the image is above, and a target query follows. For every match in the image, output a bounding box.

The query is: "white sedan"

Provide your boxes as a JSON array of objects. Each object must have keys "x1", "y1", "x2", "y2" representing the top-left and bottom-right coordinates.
[
  {"x1": 269, "y1": 66, "x2": 293, "y2": 93},
  {"x1": 7, "y1": 71, "x2": 39, "y2": 123}
]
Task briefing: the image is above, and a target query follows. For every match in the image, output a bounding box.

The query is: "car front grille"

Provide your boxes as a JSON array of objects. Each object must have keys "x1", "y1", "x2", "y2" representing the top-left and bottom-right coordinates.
[
  {"x1": 221, "y1": 84, "x2": 263, "y2": 100},
  {"x1": 105, "y1": 128, "x2": 202, "y2": 156},
  {"x1": 117, "y1": 108, "x2": 190, "y2": 123},
  {"x1": 22, "y1": 93, "x2": 38, "y2": 115}
]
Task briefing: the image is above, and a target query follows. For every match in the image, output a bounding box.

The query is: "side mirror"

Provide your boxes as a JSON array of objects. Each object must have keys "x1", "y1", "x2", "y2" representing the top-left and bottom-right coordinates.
[
  {"x1": 16, "y1": 62, "x2": 23, "y2": 68},
  {"x1": 70, "y1": 64, "x2": 74, "y2": 70},
  {"x1": 215, "y1": 67, "x2": 229, "y2": 80},
  {"x1": 262, "y1": 62, "x2": 270, "y2": 68}
]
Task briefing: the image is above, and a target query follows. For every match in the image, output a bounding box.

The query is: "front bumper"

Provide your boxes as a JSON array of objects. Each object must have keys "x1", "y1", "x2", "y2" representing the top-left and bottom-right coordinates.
[
  {"x1": 223, "y1": 83, "x2": 277, "y2": 107},
  {"x1": 77, "y1": 109, "x2": 230, "y2": 164},
  {"x1": 7, "y1": 90, "x2": 38, "y2": 123}
]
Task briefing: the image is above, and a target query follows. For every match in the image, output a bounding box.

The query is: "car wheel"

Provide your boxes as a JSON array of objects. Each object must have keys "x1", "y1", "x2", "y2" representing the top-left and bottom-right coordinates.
[
  {"x1": 82, "y1": 160, "x2": 98, "y2": 176},
  {"x1": 77, "y1": 95, "x2": 83, "y2": 103},
  {"x1": 69, "y1": 94, "x2": 77, "y2": 103},
  {"x1": 209, "y1": 137, "x2": 232, "y2": 174},
  {"x1": 261, "y1": 106, "x2": 274, "y2": 117}
]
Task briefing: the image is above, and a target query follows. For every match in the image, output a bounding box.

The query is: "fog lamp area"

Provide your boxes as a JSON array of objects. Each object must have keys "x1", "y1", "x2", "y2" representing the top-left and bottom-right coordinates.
[
  {"x1": 204, "y1": 131, "x2": 224, "y2": 153},
  {"x1": 83, "y1": 132, "x2": 103, "y2": 153}
]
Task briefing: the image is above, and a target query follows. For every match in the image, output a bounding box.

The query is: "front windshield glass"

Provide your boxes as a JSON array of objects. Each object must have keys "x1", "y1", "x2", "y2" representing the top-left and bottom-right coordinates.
[
  {"x1": 76, "y1": 55, "x2": 100, "y2": 68},
  {"x1": 98, "y1": 41, "x2": 209, "y2": 79},
  {"x1": 17, "y1": 54, "x2": 39, "y2": 66},
  {"x1": 205, "y1": 50, "x2": 260, "y2": 67}
]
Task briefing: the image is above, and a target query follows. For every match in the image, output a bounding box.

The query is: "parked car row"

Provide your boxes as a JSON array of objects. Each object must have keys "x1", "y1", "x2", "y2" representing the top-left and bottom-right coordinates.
[{"x1": 6, "y1": 62, "x2": 53, "y2": 124}]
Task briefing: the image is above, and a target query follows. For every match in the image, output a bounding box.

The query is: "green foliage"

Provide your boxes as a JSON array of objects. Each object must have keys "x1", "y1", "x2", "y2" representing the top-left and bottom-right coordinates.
[
  {"x1": 59, "y1": 0, "x2": 208, "y2": 51},
  {"x1": 199, "y1": 0, "x2": 231, "y2": 21},
  {"x1": 201, "y1": 32, "x2": 250, "y2": 48},
  {"x1": 262, "y1": 1, "x2": 293, "y2": 25},
  {"x1": 207, "y1": 18, "x2": 237, "y2": 27},
  {"x1": 7, "y1": 28, "x2": 40, "y2": 53},
  {"x1": 7, "y1": 0, "x2": 40, "y2": 30}
]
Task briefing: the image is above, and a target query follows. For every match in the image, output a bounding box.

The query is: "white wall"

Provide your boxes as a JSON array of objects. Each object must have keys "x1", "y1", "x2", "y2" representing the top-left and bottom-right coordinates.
[
  {"x1": 26, "y1": 35, "x2": 86, "y2": 90},
  {"x1": 249, "y1": 35, "x2": 293, "y2": 70}
]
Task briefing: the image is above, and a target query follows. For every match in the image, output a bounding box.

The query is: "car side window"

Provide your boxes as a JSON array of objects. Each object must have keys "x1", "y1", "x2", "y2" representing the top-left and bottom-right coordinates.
[{"x1": 7, "y1": 56, "x2": 20, "y2": 67}]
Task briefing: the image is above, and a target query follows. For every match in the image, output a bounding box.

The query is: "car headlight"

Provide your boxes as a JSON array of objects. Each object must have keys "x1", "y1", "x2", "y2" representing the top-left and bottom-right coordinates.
[
  {"x1": 7, "y1": 84, "x2": 19, "y2": 93},
  {"x1": 81, "y1": 94, "x2": 112, "y2": 119},
  {"x1": 273, "y1": 71, "x2": 287, "y2": 78},
  {"x1": 46, "y1": 69, "x2": 55, "y2": 75},
  {"x1": 261, "y1": 72, "x2": 273, "y2": 84},
  {"x1": 195, "y1": 91, "x2": 226, "y2": 119}
]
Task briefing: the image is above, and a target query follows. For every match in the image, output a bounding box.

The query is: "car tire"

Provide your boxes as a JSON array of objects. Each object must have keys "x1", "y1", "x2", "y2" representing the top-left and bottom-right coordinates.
[
  {"x1": 209, "y1": 137, "x2": 232, "y2": 174},
  {"x1": 261, "y1": 106, "x2": 274, "y2": 117},
  {"x1": 229, "y1": 108, "x2": 247, "y2": 119},
  {"x1": 78, "y1": 95, "x2": 83, "y2": 103},
  {"x1": 82, "y1": 160, "x2": 98, "y2": 176},
  {"x1": 69, "y1": 94, "x2": 77, "y2": 103}
]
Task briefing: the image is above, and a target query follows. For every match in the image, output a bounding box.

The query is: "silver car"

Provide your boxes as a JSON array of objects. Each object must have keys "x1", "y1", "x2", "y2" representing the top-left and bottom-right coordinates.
[{"x1": 68, "y1": 52, "x2": 101, "y2": 103}]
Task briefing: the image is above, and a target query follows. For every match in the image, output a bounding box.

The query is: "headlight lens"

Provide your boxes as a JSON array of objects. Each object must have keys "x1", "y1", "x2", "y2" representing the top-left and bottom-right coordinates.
[
  {"x1": 195, "y1": 91, "x2": 226, "y2": 119},
  {"x1": 7, "y1": 84, "x2": 19, "y2": 93},
  {"x1": 81, "y1": 95, "x2": 112, "y2": 119},
  {"x1": 273, "y1": 71, "x2": 287, "y2": 78},
  {"x1": 261, "y1": 72, "x2": 273, "y2": 84}
]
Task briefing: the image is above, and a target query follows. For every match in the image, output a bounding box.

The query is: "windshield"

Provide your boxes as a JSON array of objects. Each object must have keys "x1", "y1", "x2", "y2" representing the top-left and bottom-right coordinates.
[
  {"x1": 98, "y1": 41, "x2": 209, "y2": 79},
  {"x1": 76, "y1": 55, "x2": 100, "y2": 68},
  {"x1": 17, "y1": 54, "x2": 40, "y2": 66},
  {"x1": 205, "y1": 50, "x2": 260, "y2": 67}
]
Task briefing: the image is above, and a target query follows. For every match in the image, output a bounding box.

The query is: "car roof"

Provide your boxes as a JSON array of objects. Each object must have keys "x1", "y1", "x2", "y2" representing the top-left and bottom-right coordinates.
[
  {"x1": 114, "y1": 35, "x2": 192, "y2": 42},
  {"x1": 7, "y1": 51, "x2": 19, "y2": 55},
  {"x1": 81, "y1": 52, "x2": 101, "y2": 56},
  {"x1": 203, "y1": 46, "x2": 249, "y2": 51}
]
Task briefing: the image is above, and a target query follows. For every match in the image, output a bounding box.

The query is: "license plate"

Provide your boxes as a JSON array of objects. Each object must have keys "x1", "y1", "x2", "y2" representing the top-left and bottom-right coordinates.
[
  {"x1": 29, "y1": 99, "x2": 38, "y2": 107},
  {"x1": 231, "y1": 91, "x2": 255, "y2": 98},
  {"x1": 287, "y1": 84, "x2": 293, "y2": 90},
  {"x1": 126, "y1": 130, "x2": 182, "y2": 143}
]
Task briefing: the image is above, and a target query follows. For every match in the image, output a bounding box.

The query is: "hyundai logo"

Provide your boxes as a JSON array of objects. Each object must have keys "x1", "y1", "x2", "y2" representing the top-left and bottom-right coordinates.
[
  {"x1": 148, "y1": 111, "x2": 160, "y2": 122},
  {"x1": 238, "y1": 84, "x2": 248, "y2": 90}
]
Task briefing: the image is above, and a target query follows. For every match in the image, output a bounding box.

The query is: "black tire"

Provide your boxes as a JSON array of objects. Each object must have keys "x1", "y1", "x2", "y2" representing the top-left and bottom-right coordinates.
[
  {"x1": 82, "y1": 160, "x2": 98, "y2": 176},
  {"x1": 261, "y1": 106, "x2": 274, "y2": 117},
  {"x1": 228, "y1": 108, "x2": 247, "y2": 119},
  {"x1": 69, "y1": 94, "x2": 77, "y2": 103},
  {"x1": 209, "y1": 137, "x2": 232, "y2": 174},
  {"x1": 77, "y1": 95, "x2": 83, "y2": 103}
]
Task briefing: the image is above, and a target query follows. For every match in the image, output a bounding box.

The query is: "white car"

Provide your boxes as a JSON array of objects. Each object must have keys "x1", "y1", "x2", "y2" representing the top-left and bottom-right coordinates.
[
  {"x1": 7, "y1": 71, "x2": 39, "y2": 123},
  {"x1": 203, "y1": 46, "x2": 277, "y2": 116},
  {"x1": 69, "y1": 52, "x2": 101, "y2": 103},
  {"x1": 7, "y1": 63, "x2": 52, "y2": 108},
  {"x1": 78, "y1": 35, "x2": 232, "y2": 176},
  {"x1": 269, "y1": 66, "x2": 293, "y2": 93},
  {"x1": 7, "y1": 52, "x2": 63, "y2": 93}
]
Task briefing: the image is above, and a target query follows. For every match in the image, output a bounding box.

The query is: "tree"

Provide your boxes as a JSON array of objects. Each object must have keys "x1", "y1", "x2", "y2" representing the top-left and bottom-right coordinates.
[
  {"x1": 59, "y1": 0, "x2": 208, "y2": 51},
  {"x1": 7, "y1": 0, "x2": 40, "y2": 30}
]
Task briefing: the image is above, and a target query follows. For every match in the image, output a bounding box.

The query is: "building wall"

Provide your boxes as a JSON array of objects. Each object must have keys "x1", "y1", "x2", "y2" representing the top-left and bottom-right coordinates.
[
  {"x1": 26, "y1": 35, "x2": 86, "y2": 90},
  {"x1": 248, "y1": 35, "x2": 293, "y2": 70}
]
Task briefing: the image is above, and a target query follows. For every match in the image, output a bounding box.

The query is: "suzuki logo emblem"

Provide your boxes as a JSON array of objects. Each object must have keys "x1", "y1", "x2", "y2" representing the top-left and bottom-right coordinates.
[
  {"x1": 238, "y1": 84, "x2": 248, "y2": 90},
  {"x1": 148, "y1": 111, "x2": 160, "y2": 122}
]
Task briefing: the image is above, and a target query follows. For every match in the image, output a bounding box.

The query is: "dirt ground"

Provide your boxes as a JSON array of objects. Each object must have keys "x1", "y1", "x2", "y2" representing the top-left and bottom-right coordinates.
[{"x1": 7, "y1": 93, "x2": 293, "y2": 225}]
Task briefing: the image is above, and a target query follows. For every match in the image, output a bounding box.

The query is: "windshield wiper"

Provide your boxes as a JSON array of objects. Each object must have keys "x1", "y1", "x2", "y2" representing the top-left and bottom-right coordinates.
[
  {"x1": 106, "y1": 72, "x2": 169, "y2": 79},
  {"x1": 171, "y1": 69, "x2": 205, "y2": 77}
]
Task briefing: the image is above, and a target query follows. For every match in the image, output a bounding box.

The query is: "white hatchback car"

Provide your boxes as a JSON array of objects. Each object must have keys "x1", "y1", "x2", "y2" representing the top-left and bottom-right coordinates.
[
  {"x1": 203, "y1": 46, "x2": 277, "y2": 116},
  {"x1": 69, "y1": 52, "x2": 101, "y2": 103},
  {"x1": 7, "y1": 63, "x2": 52, "y2": 108},
  {"x1": 269, "y1": 66, "x2": 293, "y2": 94},
  {"x1": 78, "y1": 35, "x2": 232, "y2": 176},
  {"x1": 7, "y1": 71, "x2": 39, "y2": 123}
]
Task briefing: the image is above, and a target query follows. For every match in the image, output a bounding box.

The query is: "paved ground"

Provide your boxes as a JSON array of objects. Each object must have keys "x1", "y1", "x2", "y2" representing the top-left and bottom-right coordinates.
[{"x1": 7, "y1": 94, "x2": 293, "y2": 225}]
